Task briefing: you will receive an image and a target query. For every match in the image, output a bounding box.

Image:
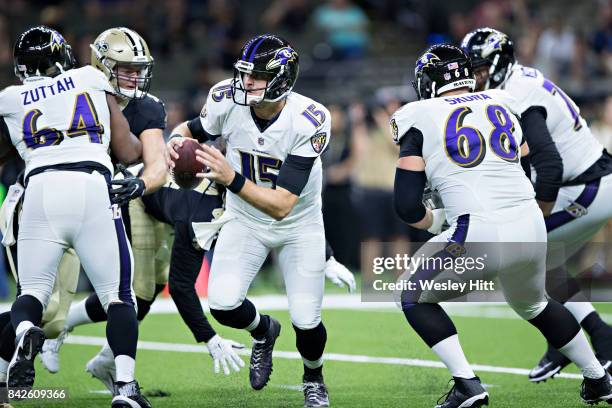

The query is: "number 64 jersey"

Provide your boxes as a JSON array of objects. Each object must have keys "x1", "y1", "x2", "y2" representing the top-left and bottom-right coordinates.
[
  {"x1": 0, "y1": 65, "x2": 115, "y2": 177},
  {"x1": 199, "y1": 78, "x2": 331, "y2": 227},
  {"x1": 390, "y1": 89, "x2": 535, "y2": 225}
]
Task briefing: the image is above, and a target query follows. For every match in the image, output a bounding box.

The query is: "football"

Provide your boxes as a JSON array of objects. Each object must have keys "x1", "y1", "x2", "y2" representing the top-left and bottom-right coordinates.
[{"x1": 171, "y1": 138, "x2": 204, "y2": 189}]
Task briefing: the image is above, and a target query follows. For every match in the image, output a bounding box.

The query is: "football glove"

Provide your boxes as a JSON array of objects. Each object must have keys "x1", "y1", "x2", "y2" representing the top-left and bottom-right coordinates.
[
  {"x1": 427, "y1": 208, "x2": 447, "y2": 235},
  {"x1": 324, "y1": 256, "x2": 356, "y2": 292},
  {"x1": 205, "y1": 334, "x2": 245, "y2": 376},
  {"x1": 110, "y1": 165, "x2": 146, "y2": 206}
]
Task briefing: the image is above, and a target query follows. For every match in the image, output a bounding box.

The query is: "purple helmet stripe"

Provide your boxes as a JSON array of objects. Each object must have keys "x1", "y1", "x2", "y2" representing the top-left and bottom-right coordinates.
[{"x1": 248, "y1": 36, "x2": 267, "y2": 62}]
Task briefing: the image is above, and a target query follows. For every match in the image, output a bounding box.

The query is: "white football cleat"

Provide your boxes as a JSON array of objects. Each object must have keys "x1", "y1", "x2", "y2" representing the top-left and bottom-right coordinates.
[
  {"x1": 39, "y1": 330, "x2": 67, "y2": 374},
  {"x1": 85, "y1": 351, "x2": 117, "y2": 395}
]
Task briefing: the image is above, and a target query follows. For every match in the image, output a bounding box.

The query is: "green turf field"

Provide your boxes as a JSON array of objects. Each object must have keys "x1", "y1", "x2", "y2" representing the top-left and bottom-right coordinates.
[{"x1": 8, "y1": 301, "x2": 612, "y2": 408}]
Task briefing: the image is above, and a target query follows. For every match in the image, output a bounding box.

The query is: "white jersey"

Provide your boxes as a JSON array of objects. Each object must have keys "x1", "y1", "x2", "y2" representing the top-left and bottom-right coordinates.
[
  {"x1": 503, "y1": 64, "x2": 603, "y2": 182},
  {"x1": 391, "y1": 89, "x2": 535, "y2": 225},
  {"x1": 199, "y1": 79, "x2": 331, "y2": 227},
  {"x1": 0, "y1": 65, "x2": 115, "y2": 177}
]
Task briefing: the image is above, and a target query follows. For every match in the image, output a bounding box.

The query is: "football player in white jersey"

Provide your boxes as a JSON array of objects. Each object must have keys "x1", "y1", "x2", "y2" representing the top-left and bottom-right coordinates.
[
  {"x1": 391, "y1": 44, "x2": 612, "y2": 407},
  {"x1": 167, "y1": 34, "x2": 331, "y2": 407},
  {"x1": 462, "y1": 28, "x2": 612, "y2": 383},
  {"x1": 0, "y1": 26, "x2": 151, "y2": 407}
]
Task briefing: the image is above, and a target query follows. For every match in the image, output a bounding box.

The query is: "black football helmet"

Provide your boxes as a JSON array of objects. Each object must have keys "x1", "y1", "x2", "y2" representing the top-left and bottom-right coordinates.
[
  {"x1": 413, "y1": 44, "x2": 475, "y2": 100},
  {"x1": 232, "y1": 34, "x2": 299, "y2": 106},
  {"x1": 13, "y1": 26, "x2": 76, "y2": 81},
  {"x1": 461, "y1": 28, "x2": 515, "y2": 90}
]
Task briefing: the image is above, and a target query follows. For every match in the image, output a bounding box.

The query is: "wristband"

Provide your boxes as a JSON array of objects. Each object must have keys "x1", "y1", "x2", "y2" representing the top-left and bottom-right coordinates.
[{"x1": 227, "y1": 172, "x2": 246, "y2": 194}]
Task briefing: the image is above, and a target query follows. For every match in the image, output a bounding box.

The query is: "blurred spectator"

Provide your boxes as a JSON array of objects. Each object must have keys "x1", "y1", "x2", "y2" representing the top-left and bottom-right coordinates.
[
  {"x1": 312, "y1": 0, "x2": 370, "y2": 60},
  {"x1": 353, "y1": 99, "x2": 430, "y2": 273},
  {"x1": 591, "y1": 0, "x2": 612, "y2": 76},
  {"x1": 592, "y1": 96, "x2": 612, "y2": 152},
  {"x1": 165, "y1": 100, "x2": 187, "y2": 139},
  {"x1": 321, "y1": 104, "x2": 363, "y2": 268},
  {"x1": 534, "y1": 15, "x2": 577, "y2": 80},
  {"x1": 261, "y1": 0, "x2": 312, "y2": 34}
]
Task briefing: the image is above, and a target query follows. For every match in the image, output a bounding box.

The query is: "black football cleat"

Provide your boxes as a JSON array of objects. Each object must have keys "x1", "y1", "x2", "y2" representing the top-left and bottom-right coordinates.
[
  {"x1": 581, "y1": 372, "x2": 612, "y2": 404},
  {"x1": 7, "y1": 326, "x2": 45, "y2": 390},
  {"x1": 435, "y1": 377, "x2": 489, "y2": 408},
  {"x1": 528, "y1": 343, "x2": 571, "y2": 383},
  {"x1": 303, "y1": 374, "x2": 330, "y2": 407},
  {"x1": 111, "y1": 381, "x2": 152, "y2": 408},
  {"x1": 249, "y1": 317, "x2": 281, "y2": 390}
]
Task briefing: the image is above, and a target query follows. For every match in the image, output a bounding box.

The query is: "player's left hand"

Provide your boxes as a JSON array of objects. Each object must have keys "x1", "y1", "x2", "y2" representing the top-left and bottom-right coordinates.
[
  {"x1": 324, "y1": 256, "x2": 357, "y2": 292},
  {"x1": 205, "y1": 334, "x2": 246, "y2": 376},
  {"x1": 110, "y1": 165, "x2": 146, "y2": 206},
  {"x1": 194, "y1": 144, "x2": 235, "y2": 185}
]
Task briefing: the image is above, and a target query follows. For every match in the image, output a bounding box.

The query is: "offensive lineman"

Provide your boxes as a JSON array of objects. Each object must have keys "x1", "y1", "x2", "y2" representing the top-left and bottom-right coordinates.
[
  {"x1": 167, "y1": 34, "x2": 332, "y2": 407},
  {"x1": 462, "y1": 28, "x2": 612, "y2": 382},
  {"x1": 0, "y1": 26, "x2": 150, "y2": 407},
  {"x1": 391, "y1": 44, "x2": 612, "y2": 407}
]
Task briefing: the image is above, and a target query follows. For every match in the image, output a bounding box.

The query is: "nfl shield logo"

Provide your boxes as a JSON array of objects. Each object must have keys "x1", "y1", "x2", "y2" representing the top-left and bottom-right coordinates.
[
  {"x1": 258, "y1": 137, "x2": 264, "y2": 146},
  {"x1": 310, "y1": 132, "x2": 327, "y2": 153},
  {"x1": 444, "y1": 73, "x2": 451, "y2": 80}
]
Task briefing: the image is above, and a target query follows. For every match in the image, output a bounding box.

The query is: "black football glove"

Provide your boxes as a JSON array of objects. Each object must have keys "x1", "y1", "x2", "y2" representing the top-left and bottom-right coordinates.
[{"x1": 110, "y1": 164, "x2": 146, "y2": 206}]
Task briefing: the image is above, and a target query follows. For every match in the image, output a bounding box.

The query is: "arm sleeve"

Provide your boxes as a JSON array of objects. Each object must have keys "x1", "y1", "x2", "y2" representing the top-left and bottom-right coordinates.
[
  {"x1": 325, "y1": 240, "x2": 334, "y2": 261},
  {"x1": 398, "y1": 128, "x2": 424, "y2": 158},
  {"x1": 520, "y1": 106, "x2": 563, "y2": 201},
  {"x1": 276, "y1": 154, "x2": 316, "y2": 195},
  {"x1": 187, "y1": 117, "x2": 220, "y2": 143},
  {"x1": 393, "y1": 168, "x2": 427, "y2": 224}
]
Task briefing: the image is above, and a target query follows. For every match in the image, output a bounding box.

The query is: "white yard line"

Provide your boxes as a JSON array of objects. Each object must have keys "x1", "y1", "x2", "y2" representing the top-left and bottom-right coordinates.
[{"x1": 65, "y1": 334, "x2": 583, "y2": 380}]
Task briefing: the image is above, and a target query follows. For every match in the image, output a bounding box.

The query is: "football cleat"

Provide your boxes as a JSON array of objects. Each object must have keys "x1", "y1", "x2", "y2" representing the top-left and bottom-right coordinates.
[
  {"x1": 581, "y1": 372, "x2": 612, "y2": 404},
  {"x1": 249, "y1": 317, "x2": 281, "y2": 390},
  {"x1": 528, "y1": 344, "x2": 571, "y2": 383},
  {"x1": 86, "y1": 351, "x2": 117, "y2": 395},
  {"x1": 7, "y1": 326, "x2": 45, "y2": 390},
  {"x1": 39, "y1": 330, "x2": 67, "y2": 374},
  {"x1": 436, "y1": 377, "x2": 489, "y2": 408},
  {"x1": 111, "y1": 380, "x2": 151, "y2": 408},
  {"x1": 303, "y1": 374, "x2": 330, "y2": 407}
]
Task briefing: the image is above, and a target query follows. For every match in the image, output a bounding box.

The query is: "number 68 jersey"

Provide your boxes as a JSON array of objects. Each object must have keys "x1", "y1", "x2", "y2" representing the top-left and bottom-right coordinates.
[
  {"x1": 199, "y1": 78, "x2": 331, "y2": 227},
  {"x1": 0, "y1": 65, "x2": 115, "y2": 177},
  {"x1": 391, "y1": 89, "x2": 535, "y2": 225}
]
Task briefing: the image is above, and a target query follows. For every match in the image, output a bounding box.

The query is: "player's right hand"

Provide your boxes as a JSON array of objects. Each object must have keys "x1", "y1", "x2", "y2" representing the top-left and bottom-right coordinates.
[
  {"x1": 205, "y1": 334, "x2": 245, "y2": 376},
  {"x1": 166, "y1": 136, "x2": 185, "y2": 169}
]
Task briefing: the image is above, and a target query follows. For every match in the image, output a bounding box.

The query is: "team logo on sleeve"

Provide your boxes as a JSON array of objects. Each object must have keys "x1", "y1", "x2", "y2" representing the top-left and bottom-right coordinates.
[
  {"x1": 310, "y1": 132, "x2": 327, "y2": 153},
  {"x1": 390, "y1": 118, "x2": 399, "y2": 142}
]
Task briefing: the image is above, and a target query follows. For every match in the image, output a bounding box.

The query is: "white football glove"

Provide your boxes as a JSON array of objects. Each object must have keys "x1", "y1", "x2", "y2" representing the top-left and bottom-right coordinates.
[
  {"x1": 205, "y1": 334, "x2": 245, "y2": 375},
  {"x1": 324, "y1": 256, "x2": 357, "y2": 292},
  {"x1": 427, "y1": 208, "x2": 447, "y2": 235}
]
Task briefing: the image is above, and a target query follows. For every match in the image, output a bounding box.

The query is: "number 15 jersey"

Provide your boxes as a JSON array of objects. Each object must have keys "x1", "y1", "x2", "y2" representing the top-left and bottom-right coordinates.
[
  {"x1": 391, "y1": 89, "x2": 535, "y2": 225},
  {"x1": 199, "y1": 78, "x2": 331, "y2": 227},
  {"x1": 0, "y1": 65, "x2": 115, "y2": 177}
]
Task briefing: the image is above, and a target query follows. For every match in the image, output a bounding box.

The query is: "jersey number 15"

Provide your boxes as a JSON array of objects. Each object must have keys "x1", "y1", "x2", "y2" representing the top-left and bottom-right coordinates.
[
  {"x1": 23, "y1": 92, "x2": 104, "y2": 149},
  {"x1": 444, "y1": 104, "x2": 519, "y2": 168}
]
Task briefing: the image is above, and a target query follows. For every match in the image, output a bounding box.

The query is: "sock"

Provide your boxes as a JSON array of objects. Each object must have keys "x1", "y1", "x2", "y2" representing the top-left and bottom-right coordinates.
[
  {"x1": 115, "y1": 354, "x2": 135, "y2": 383},
  {"x1": 581, "y1": 311, "x2": 609, "y2": 337},
  {"x1": 84, "y1": 293, "x2": 108, "y2": 323},
  {"x1": 0, "y1": 324, "x2": 16, "y2": 362},
  {"x1": 106, "y1": 303, "x2": 138, "y2": 359},
  {"x1": 431, "y1": 334, "x2": 476, "y2": 379},
  {"x1": 402, "y1": 303, "x2": 457, "y2": 348},
  {"x1": 528, "y1": 300, "x2": 580, "y2": 349},
  {"x1": 558, "y1": 331, "x2": 605, "y2": 379},
  {"x1": 209, "y1": 299, "x2": 269, "y2": 337},
  {"x1": 564, "y1": 302, "x2": 596, "y2": 326},
  {"x1": 250, "y1": 314, "x2": 270, "y2": 339},
  {"x1": 294, "y1": 322, "x2": 327, "y2": 378},
  {"x1": 136, "y1": 296, "x2": 154, "y2": 321},
  {"x1": 11, "y1": 295, "x2": 43, "y2": 334},
  {"x1": 65, "y1": 299, "x2": 94, "y2": 331}
]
